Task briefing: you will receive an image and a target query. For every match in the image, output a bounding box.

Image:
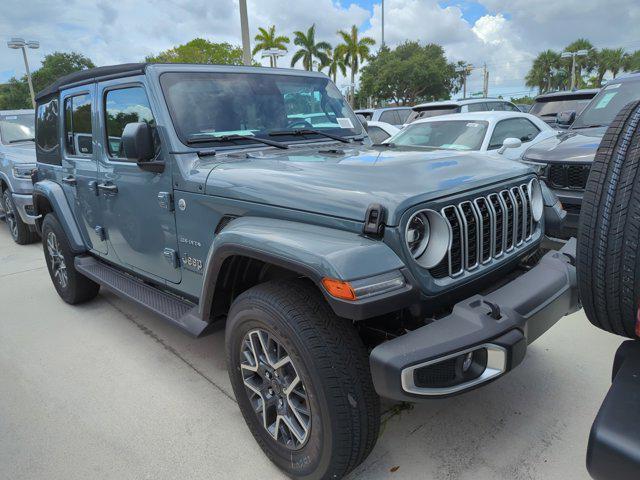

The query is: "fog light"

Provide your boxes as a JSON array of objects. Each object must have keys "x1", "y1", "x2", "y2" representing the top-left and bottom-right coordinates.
[{"x1": 462, "y1": 352, "x2": 473, "y2": 372}]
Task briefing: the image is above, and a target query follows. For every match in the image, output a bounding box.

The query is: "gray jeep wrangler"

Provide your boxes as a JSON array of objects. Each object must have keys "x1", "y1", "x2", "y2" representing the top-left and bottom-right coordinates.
[
  {"x1": 0, "y1": 109, "x2": 39, "y2": 244},
  {"x1": 32, "y1": 63, "x2": 580, "y2": 480}
]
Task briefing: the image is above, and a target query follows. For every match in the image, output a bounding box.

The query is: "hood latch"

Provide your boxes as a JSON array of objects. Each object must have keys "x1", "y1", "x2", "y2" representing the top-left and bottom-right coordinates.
[{"x1": 363, "y1": 203, "x2": 386, "y2": 237}]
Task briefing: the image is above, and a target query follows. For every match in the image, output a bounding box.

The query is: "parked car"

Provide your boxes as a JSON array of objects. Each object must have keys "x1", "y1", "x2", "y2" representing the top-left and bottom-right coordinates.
[
  {"x1": 406, "y1": 98, "x2": 520, "y2": 124},
  {"x1": 0, "y1": 109, "x2": 39, "y2": 244},
  {"x1": 516, "y1": 103, "x2": 532, "y2": 113},
  {"x1": 575, "y1": 100, "x2": 640, "y2": 480},
  {"x1": 529, "y1": 89, "x2": 599, "y2": 128},
  {"x1": 522, "y1": 72, "x2": 640, "y2": 238},
  {"x1": 363, "y1": 120, "x2": 400, "y2": 143},
  {"x1": 354, "y1": 106, "x2": 412, "y2": 126},
  {"x1": 385, "y1": 111, "x2": 555, "y2": 160},
  {"x1": 32, "y1": 63, "x2": 579, "y2": 480}
]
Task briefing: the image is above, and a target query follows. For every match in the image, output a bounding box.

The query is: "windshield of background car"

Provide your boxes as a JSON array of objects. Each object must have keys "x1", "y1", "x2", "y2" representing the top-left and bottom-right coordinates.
[
  {"x1": 389, "y1": 120, "x2": 488, "y2": 150},
  {"x1": 530, "y1": 98, "x2": 592, "y2": 116},
  {"x1": 573, "y1": 81, "x2": 640, "y2": 129},
  {"x1": 160, "y1": 72, "x2": 362, "y2": 146},
  {"x1": 0, "y1": 113, "x2": 35, "y2": 144},
  {"x1": 406, "y1": 106, "x2": 458, "y2": 123}
]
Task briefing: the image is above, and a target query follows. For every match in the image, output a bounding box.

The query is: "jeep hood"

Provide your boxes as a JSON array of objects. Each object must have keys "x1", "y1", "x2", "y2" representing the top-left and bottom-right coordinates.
[
  {"x1": 523, "y1": 127, "x2": 606, "y2": 165},
  {"x1": 1, "y1": 142, "x2": 36, "y2": 164},
  {"x1": 202, "y1": 145, "x2": 531, "y2": 225}
]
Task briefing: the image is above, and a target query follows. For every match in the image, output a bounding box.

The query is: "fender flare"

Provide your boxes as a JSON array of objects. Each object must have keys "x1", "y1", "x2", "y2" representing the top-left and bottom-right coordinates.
[
  {"x1": 32, "y1": 180, "x2": 86, "y2": 253},
  {"x1": 196, "y1": 217, "x2": 412, "y2": 321}
]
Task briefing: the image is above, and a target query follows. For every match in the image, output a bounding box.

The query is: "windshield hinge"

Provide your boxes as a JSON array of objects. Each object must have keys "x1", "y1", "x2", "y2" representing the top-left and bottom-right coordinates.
[{"x1": 363, "y1": 203, "x2": 386, "y2": 237}]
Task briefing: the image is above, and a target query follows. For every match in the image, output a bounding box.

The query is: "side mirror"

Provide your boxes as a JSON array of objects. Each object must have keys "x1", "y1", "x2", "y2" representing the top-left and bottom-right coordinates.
[
  {"x1": 498, "y1": 137, "x2": 522, "y2": 154},
  {"x1": 356, "y1": 114, "x2": 369, "y2": 131},
  {"x1": 122, "y1": 122, "x2": 164, "y2": 173},
  {"x1": 556, "y1": 110, "x2": 576, "y2": 127}
]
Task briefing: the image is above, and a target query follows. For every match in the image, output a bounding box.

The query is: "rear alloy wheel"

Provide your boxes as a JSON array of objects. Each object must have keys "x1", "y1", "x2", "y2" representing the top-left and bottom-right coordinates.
[{"x1": 241, "y1": 328, "x2": 311, "y2": 449}]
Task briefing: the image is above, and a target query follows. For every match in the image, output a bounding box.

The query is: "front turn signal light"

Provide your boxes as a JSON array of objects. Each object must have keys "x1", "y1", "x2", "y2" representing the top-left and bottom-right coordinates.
[{"x1": 322, "y1": 278, "x2": 357, "y2": 301}]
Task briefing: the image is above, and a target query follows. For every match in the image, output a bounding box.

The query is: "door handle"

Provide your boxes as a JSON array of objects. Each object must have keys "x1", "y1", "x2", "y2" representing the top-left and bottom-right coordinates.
[
  {"x1": 62, "y1": 175, "x2": 77, "y2": 186},
  {"x1": 97, "y1": 182, "x2": 118, "y2": 194}
]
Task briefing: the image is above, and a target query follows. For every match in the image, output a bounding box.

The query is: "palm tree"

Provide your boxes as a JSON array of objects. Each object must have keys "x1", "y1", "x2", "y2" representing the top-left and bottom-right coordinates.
[
  {"x1": 290, "y1": 24, "x2": 331, "y2": 71},
  {"x1": 252, "y1": 25, "x2": 290, "y2": 67},
  {"x1": 320, "y1": 46, "x2": 347, "y2": 83},
  {"x1": 525, "y1": 50, "x2": 561, "y2": 93},
  {"x1": 563, "y1": 39, "x2": 595, "y2": 89},
  {"x1": 336, "y1": 25, "x2": 375, "y2": 104}
]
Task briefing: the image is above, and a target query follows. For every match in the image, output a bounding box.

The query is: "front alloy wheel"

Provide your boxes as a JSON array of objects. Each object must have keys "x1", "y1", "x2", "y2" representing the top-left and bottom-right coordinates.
[
  {"x1": 240, "y1": 329, "x2": 311, "y2": 449},
  {"x1": 46, "y1": 231, "x2": 68, "y2": 290},
  {"x1": 3, "y1": 191, "x2": 18, "y2": 240}
]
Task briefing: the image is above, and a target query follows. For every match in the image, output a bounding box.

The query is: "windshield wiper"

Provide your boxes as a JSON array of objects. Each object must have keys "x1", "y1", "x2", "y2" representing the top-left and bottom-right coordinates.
[
  {"x1": 8, "y1": 138, "x2": 35, "y2": 143},
  {"x1": 268, "y1": 128, "x2": 353, "y2": 144},
  {"x1": 186, "y1": 134, "x2": 288, "y2": 150},
  {"x1": 575, "y1": 124, "x2": 607, "y2": 129}
]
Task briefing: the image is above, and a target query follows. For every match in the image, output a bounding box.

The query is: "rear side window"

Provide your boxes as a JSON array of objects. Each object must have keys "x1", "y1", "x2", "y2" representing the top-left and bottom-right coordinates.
[
  {"x1": 64, "y1": 93, "x2": 93, "y2": 157},
  {"x1": 367, "y1": 126, "x2": 391, "y2": 144},
  {"x1": 36, "y1": 97, "x2": 61, "y2": 165},
  {"x1": 486, "y1": 101, "x2": 505, "y2": 111},
  {"x1": 502, "y1": 102, "x2": 520, "y2": 112},
  {"x1": 397, "y1": 109, "x2": 411, "y2": 123},
  {"x1": 379, "y1": 110, "x2": 400, "y2": 125},
  {"x1": 104, "y1": 86, "x2": 156, "y2": 160}
]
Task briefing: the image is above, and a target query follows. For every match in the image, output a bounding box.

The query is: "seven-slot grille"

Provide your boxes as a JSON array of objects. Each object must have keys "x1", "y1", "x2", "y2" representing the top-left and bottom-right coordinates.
[
  {"x1": 546, "y1": 164, "x2": 590, "y2": 190},
  {"x1": 430, "y1": 183, "x2": 536, "y2": 279}
]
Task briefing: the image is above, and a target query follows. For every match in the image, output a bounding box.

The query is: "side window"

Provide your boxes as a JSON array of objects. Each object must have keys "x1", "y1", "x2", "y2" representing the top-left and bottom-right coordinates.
[
  {"x1": 36, "y1": 97, "x2": 61, "y2": 165},
  {"x1": 467, "y1": 102, "x2": 487, "y2": 112},
  {"x1": 397, "y1": 109, "x2": 411, "y2": 124},
  {"x1": 488, "y1": 118, "x2": 541, "y2": 150},
  {"x1": 64, "y1": 93, "x2": 93, "y2": 157},
  {"x1": 487, "y1": 101, "x2": 505, "y2": 111},
  {"x1": 379, "y1": 110, "x2": 400, "y2": 125},
  {"x1": 367, "y1": 126, "x2": 391, "y2": 144},
  {"x1": 503, "y1": 102, "x2": 520, "y2": 112},
  {"x1": 105, "y1": 86, "x2": 156, "y2": 160}
]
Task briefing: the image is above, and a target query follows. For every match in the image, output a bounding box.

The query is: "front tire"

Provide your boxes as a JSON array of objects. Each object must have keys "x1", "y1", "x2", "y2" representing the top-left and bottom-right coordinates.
[
  {"x1": 2, "y1": 190, "x2": 38, "y2": 245},
  {"x1": 41, "y1": 213, "x2": 100, "y2": 304},
  {"x1": 226, "y1": 280, "x2": 380, "y2": 480}
]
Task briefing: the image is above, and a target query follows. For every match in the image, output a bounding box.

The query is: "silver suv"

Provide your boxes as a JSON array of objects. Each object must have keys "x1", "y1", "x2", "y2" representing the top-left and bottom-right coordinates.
[
  {"x1": 407, "y1": 98, "x2": 520, "y2": 123},
  {"x1": 0, "y1": 109, "x2": 39, "y2": 244}
]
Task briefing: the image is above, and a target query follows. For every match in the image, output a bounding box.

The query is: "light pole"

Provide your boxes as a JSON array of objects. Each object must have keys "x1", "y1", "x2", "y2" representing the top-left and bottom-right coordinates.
[
  {"x1": 456, "y1": 64, "x2": 473, "y2": 98},
  {"x1": 561, "y1": 49, "x2": 588, "y2": 90},
  {"x1": 261, "y1": 48, "x2": 286, "y2": 68},
  {"x1": 238, "y1": 0, "x2": 252, "y2": 66},
  {"x1": 7, "y1": 38, "x2": 39, "y2": 109}
]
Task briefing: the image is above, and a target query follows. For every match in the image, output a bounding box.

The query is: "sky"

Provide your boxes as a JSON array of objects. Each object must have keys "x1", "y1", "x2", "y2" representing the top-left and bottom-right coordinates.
[{"x1": 1, "y1": 0, "x2": 640, "y2": 100}]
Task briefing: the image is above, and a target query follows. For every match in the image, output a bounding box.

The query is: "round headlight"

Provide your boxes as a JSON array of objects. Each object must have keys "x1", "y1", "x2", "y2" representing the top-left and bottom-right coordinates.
[
  {"x1": 528, "y1": 178, "x2": 544, "y2": 222},
  {"x1": 405, "y1": 209, "x2": 450, "y2": 268}
]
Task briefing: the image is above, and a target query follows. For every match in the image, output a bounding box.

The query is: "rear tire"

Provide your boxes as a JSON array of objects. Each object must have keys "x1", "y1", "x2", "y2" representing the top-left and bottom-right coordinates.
[
  {"x1": 2, "y1": 190, "x2": 38, "y2": 245},
  {"x1": 226, "y1": 280, "x2": 380, "y2": 480},
  {"x1": 41, "y1": 213, "x2": 100, "y2": 304},
  {"x1": 577, "y1": 99, "x2": 640, "y2": 338}
]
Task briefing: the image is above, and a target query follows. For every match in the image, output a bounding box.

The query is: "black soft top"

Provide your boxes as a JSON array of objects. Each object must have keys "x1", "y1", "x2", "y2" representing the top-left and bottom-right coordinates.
[{"x1": 35, "y1": 63, "x2": 147, "y2": 101}]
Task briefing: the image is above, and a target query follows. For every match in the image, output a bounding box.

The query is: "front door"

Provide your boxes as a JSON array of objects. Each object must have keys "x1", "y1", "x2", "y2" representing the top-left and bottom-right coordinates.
[
  {"x1": 96, "y1": 79, "x2": 181, "y2": 284},
  {"x1": 60, "y1": 84, "x2": 107, "y2": 254}
]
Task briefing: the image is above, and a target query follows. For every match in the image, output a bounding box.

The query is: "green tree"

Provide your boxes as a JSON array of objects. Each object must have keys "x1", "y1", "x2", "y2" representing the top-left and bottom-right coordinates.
[
  {"x1": 358, "y1": 41, "x2": 457, "y2": 106},
  {"x1": 252, "y1": 25, "x2": 290, "y2": 67},
  {"x1": 146, "y1": 38, "x2": 244, "y2": 65},
  {"x1": 623, "y1": 50, "x2": 640, "y2": 72},
  {"x1": 320, "y1": 46, "x2": 347, "y2": 83},
  {"x1": 562, "y1": 39, "x2": 595, "y2": 88},
  {"x1": 0, "y1": 51, "x2": 94, "y2": 109},
  {"x1": 525, "y1": 49, "x2": 561, "y2": 93},
  {"x1": 595, "y1": 47, "x2": 626, "y2": 86},
  {"x1": 336, "y1": 25, "x2": 375, "y2": 104},
  {"x1": 290, "y1": 24, "x2": 331, "y2": 71}
]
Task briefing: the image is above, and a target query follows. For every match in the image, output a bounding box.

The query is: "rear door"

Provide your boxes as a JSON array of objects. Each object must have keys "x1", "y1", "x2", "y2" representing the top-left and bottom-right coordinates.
[
  {"x1": 60, "y1": 84, "x2": 107, "y2": 254},
  {"x1": 96, "y1": 78, "x2": 181, "y2": 284}
]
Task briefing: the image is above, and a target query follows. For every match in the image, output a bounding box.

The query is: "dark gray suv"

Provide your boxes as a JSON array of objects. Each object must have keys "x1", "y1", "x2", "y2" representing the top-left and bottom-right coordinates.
[{"x1": 33, "y1": 63, "x2": 579, "y2": 480}]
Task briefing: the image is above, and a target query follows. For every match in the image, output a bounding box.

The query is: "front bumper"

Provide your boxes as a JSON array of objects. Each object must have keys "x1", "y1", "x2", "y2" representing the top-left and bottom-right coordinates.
[
  {"x1": 11, "y1": 192, "x2": 37, "y2": 225},
  {"x1": 370, "y1": 238, "x2": 580, "y2": 401}
]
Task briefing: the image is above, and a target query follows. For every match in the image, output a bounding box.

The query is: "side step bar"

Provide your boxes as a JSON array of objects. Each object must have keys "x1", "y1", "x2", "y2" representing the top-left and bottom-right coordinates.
[{"x1": 75, "y1": 256, "x2": 209, "y2": 337}]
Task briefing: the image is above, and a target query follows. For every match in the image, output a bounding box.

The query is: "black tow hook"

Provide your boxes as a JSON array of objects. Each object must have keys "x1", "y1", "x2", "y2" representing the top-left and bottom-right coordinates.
[{"x1": 483, "y1": 300, "x2": 502, "y2": 320}]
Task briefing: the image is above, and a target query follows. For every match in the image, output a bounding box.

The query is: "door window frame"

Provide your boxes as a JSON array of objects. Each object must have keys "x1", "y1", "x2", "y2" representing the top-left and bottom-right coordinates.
[
  {"x1": 488, "y1": 117, "x2": 541, "y2": 150},
  {"x1": 60, "y1": 87, "x2": 94, "y2": 161}
]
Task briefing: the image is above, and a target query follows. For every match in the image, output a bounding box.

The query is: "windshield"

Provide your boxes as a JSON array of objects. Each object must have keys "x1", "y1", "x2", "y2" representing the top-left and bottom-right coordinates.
[
  {"x1": 530, "y1": 98, "x2": 592, "y2": 117},
  {"x1": 573, "y1": 81, "x2": 640, "y2": 129},
  {"x1": 160, "y1": 72, "x2": 362, "y2": 147},
  {"x1": 0, "y1": 113, "x2": 35, "y2": 144},
  {"x1": 389, "y1": 120, "x2": 488, "y2": 151}
]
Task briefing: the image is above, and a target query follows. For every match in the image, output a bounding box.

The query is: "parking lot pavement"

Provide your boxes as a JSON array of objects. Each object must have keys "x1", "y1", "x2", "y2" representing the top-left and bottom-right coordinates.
[{"x1": 0, "y1": 225, "x2": 624, "y2": 480}]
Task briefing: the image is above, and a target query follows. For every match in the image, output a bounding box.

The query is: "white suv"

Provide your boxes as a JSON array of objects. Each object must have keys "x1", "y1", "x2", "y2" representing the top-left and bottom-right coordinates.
[{"x1": 407, "y1": 98, "x2": 520, "y2": 123}]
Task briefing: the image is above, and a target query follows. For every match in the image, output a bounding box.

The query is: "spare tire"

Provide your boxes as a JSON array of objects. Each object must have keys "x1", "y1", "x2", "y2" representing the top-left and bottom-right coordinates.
[{"x1": 577, "y1": 99, "x2": 640, "y2": 339}]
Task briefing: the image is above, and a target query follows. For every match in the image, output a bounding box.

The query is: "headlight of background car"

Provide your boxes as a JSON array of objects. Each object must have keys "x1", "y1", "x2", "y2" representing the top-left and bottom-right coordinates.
[
  {"x1": 12, "y1": 164, "x2": 36, "y2": 179},
  {"x1": 405, "y1": 209, "x2": 450, "y2": 268},
  {"x1": 528, "y1": 178, "x2": 544, "y2": 222},
  {"x1": 520, "y1": 158, "x2": 546, "y2": 176}
]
